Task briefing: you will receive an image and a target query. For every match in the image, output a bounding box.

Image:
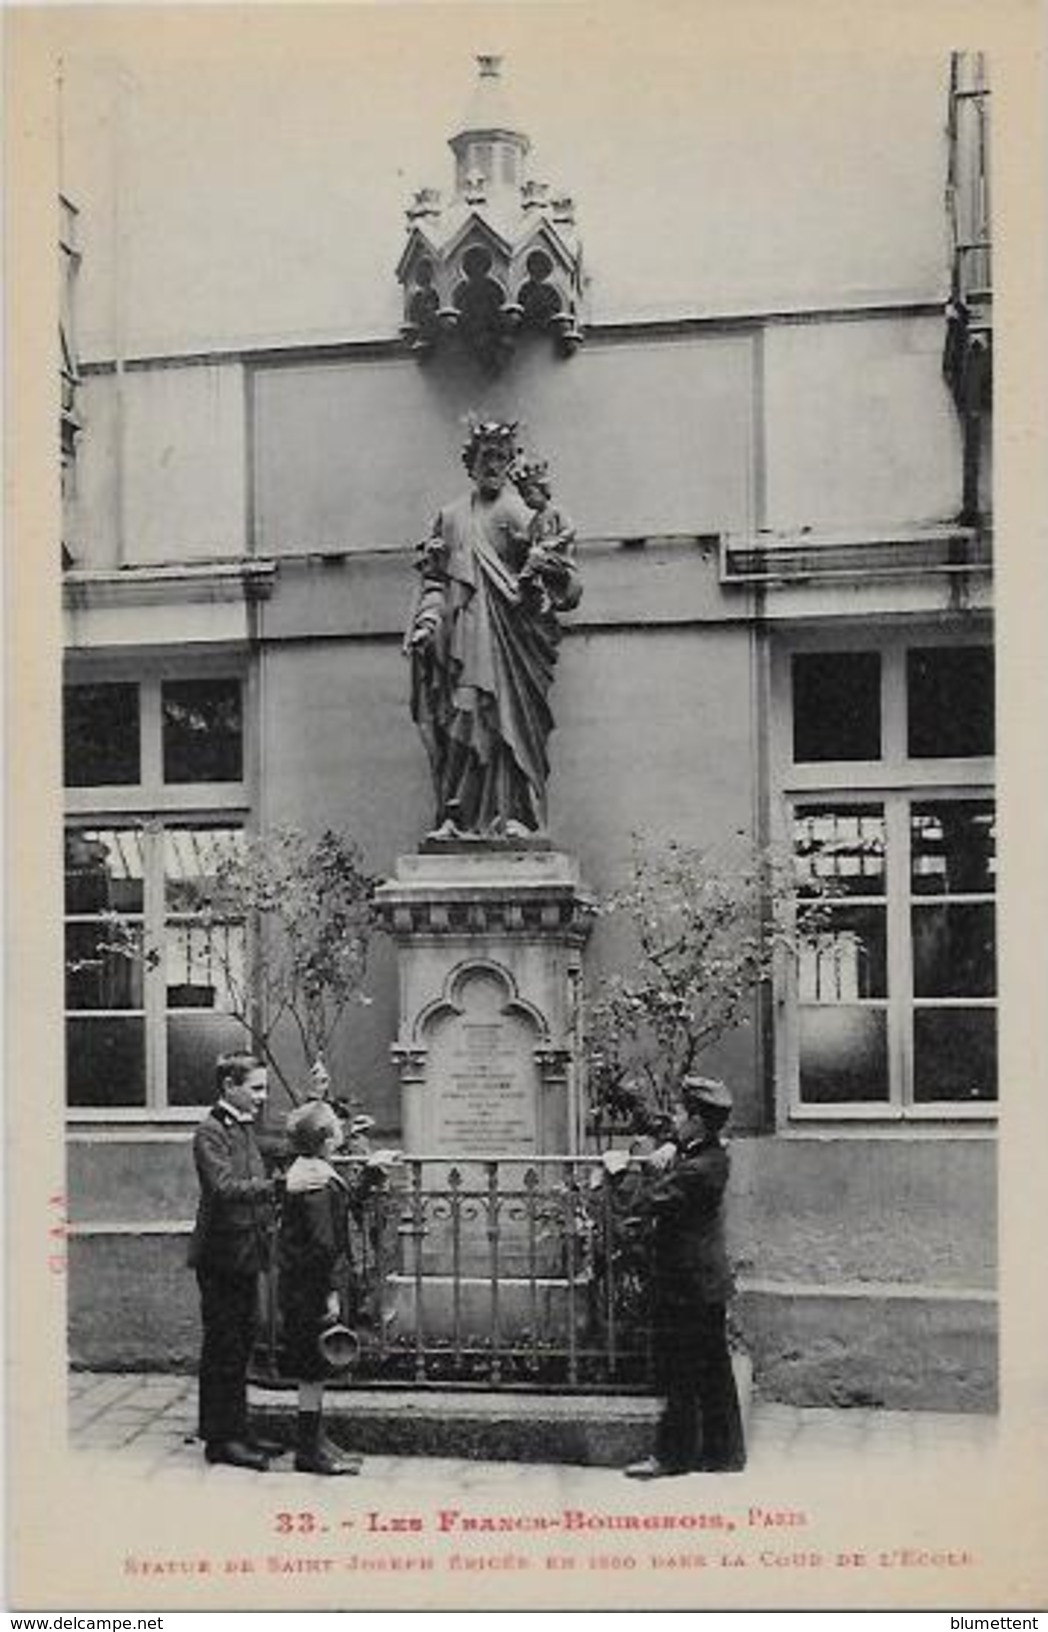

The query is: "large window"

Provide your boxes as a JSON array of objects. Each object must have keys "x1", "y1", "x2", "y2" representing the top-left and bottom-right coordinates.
[
  {"x1": 776, "y1": 632, "x2": 995, "y2": 1119},
  {"x1": 64, "y1": 669, "x2": 251, "y2": 1114}
]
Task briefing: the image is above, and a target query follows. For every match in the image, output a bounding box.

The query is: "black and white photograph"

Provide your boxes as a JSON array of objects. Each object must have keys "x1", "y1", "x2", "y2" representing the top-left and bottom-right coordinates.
[{"x1": 5, "y1": 0, "x2": 1048, "y2": 1613}]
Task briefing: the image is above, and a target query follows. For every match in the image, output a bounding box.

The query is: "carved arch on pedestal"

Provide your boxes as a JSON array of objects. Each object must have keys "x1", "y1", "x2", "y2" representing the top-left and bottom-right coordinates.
[
  {"x1": 396, "y1": 958, "x2": 567, "y2": 1153},
  {"x1": 409, "y1": 956, "x2": 550, "y2": 1050}
]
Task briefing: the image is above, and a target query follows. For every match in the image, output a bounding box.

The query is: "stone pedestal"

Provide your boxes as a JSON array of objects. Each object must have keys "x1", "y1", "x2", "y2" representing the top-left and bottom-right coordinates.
[
  {"x1": 377, "y1": 845, "x2": 595, "y2": 1159},
  {"x1": 375, "y1": 845, "x2": 596, "y2": 1340}
]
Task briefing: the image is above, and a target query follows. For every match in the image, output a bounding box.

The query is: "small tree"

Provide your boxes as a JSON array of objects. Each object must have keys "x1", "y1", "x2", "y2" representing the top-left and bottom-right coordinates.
[
  {"x1": 81, "y1": 826, "x2": 380, "y2": 1105},
  {"x1": 187, "y1": 826, "x2": 380, "y2": 1102},
  {"x1": 583, "y1": 834, "x2": 830, "y2": 1136}
]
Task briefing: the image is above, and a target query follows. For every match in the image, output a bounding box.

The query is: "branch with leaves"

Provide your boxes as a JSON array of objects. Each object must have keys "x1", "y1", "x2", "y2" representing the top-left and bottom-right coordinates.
[
  {"x1": 183, "y1": 827, "x2": 380, "y2": 1102},
  {"x1": 85, "y1": 825, "x2": 380, "y2": 1105},
  {"x1": 583, "y1": 834, "x2": 834, "y2": 1135}
]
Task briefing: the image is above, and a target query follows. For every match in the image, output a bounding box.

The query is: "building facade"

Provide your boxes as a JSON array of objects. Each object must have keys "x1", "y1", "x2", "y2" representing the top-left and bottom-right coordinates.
[{"x1": 60, "y1": 22, "x2": 995, "y2": 1407}]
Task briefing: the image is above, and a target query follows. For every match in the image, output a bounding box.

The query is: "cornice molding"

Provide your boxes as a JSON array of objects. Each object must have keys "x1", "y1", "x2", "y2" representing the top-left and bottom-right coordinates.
[
  {"x1": 62, "y1": 559, "x2": 278, "y2": 610},
  {"x1": 78, "y1": 299, "x2": 946, "y2": 377}
]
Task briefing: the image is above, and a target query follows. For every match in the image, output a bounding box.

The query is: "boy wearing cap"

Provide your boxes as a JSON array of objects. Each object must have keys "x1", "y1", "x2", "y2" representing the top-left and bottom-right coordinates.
[{"x1": 625, "y1": 1075, "x2": 747, "y2": 1478}]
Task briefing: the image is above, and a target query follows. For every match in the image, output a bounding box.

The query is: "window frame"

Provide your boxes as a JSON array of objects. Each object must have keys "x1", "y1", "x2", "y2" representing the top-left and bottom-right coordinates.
[
  {"x1": 770, "y1": 624, "x2": 996, "y2": 1126},
  {"x1": 64, "y1": 652, "x2": 255, "y2": 1123}
]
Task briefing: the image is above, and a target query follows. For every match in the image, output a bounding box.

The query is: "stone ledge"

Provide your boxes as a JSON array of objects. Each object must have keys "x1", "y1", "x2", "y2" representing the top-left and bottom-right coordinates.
[
  {"x1": 376, "y1": 849, "x2": 597, "y2": 941},
  {"x1": 417, "y1": 834, "x2": 555, "y2": 855},
  {"x1": 384, "y1": 848, "x2": 587, "y2": 888},
  {"x1": 67, "y1": 1237, "x2": 997, "y2": 1416},
  {"x1": 737, "y1": 1288, "x2": 996, "y2": 1413},
  {"x1": 381, "y1": 898, "x2": 595, "y2": 938},
  {"x1": 251, "y1": 1357, "x2": 752, "y2": 1468}
]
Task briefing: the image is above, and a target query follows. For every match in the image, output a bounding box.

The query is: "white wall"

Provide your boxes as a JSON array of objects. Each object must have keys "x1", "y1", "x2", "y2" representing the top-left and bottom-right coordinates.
[
  {"x1": 253, "y1": 332, "x2": 755, "y2": 553},
  {"x1": 73, "y1": 314, "x2": 967, "y2": 568},
  {"x1": 763, "y1": 315, "x2": 964, "y2": 530},
  {"x1": 54, "y1": 9, "x2": 952, "y2": 359},
  {"x1": 73, "y1": 361, "x2": 247, "y2": 565},
  {"x1": 70, "y1": 374, "x2": 119, "y2": 567}
]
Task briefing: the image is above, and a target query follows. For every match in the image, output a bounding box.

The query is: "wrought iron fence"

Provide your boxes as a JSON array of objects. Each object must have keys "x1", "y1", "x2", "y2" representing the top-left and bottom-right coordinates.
[{"x1": 254, "y1": 1154, "x2": 657, "y2": 1392}]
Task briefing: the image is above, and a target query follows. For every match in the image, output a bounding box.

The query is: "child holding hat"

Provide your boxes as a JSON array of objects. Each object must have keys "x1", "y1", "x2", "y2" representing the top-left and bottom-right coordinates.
[{"x1": 278, "y1": 1100, "x2": 390, "y2": 1475}]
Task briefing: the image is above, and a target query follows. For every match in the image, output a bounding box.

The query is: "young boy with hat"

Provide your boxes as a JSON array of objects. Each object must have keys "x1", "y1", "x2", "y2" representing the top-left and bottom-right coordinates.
[{"x1": 625, "y1": 1074, "x2": 747, "y2": 1478}]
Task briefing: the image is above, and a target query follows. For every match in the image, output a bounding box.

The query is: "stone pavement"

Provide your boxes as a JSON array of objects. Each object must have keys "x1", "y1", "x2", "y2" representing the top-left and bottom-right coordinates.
[{"x1": 69, "y1": 1371, "x2": 999, "y2": 1492}]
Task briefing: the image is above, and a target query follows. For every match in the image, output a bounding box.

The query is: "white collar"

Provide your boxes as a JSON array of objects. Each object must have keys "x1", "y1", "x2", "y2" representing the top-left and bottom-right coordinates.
[
  {"x1": 286, "y1": 1155, "x2": 342, "y2": 1193},
  {"x1": 216, "y1": 1098, "x2": 255, "y2": 1126}
]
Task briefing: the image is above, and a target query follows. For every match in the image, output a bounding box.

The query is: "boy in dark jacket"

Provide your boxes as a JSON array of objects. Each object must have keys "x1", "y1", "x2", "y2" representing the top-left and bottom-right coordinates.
[
  {"x1": 279, "y1": 1100, "x2": 392, "y2": 1475},
  {"x1": 625, "y1": 1075, "x2": 746, "y2": 1478},
  {"x1": 188, "y1": 1052, "x2": 278, "y2": 1470}
]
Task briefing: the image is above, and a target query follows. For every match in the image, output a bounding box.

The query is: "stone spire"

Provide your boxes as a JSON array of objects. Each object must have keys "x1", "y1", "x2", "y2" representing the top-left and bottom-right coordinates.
[{"x1": 448, "y1": 55, "x2": 530, "y2": 199}]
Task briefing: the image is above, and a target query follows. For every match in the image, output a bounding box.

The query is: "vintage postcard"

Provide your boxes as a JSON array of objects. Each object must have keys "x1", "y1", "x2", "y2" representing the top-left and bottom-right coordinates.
[{"x1": 5, "y1": 0, "x2": 1048, "y2": 1613}]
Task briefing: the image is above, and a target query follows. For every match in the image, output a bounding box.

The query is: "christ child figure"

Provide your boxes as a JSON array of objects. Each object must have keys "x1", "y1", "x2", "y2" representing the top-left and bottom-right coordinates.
[{"x1": 512, "y1": 458, "x2": 582, "y2": 616}]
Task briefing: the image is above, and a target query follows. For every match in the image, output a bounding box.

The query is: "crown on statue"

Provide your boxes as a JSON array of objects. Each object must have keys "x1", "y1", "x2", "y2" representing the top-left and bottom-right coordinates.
[
  {"x1": 511, "y1": 456, "x2": 551, "y2": 494},
  {"x1": 460, "y1": 413, "x2": 520, "y2": 471}
]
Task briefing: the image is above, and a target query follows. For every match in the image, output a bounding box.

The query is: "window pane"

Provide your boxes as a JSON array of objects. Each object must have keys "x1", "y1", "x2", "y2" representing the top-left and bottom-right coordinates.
[
  {"x1": 167, "y1": 1014, "x2": 253, "y2": 1106},
  {"x1": 792, "y1": 652, "x2": 881, "y2": 762},
  {"x1": 166, "y1": 919, "x2": 245, "y2": 1010},
  {"x1": 64, "y1": 684, "x2": 140, "y2": 786},
  {"x1": 67, "y1": 1017, "x2": 146, "y2": 1107},
  {"x1": 907, "y1": 647, "x2": 994, "y2": 758},
  {"x1": 911, "y1": 801, "x2": 996, "y2": 895},
  {"x1": 163, "y1": 825, "x2": 245, "y2": 911},
  {"x1": 913, "y1": 1009, "x2": 996, "y2": 1102},
  {"x1": 65, "y1": 828, "x2": 145, "y2": 914},
  {"x1": 162, "y1": 679, "x2": 243, "y2": 783},
  {"x1": 799, "y1": 1007, "x2": 889, "y2": 1103},
  {"x1": 65, "y1": 922, "x2": 144, "y2": 1009},
  {"x1": 912, "y1": 903, "x2": 996, "y2": 997},
  {"x1": 794, "y1": 805, "x2": 886, "y2": 896},
  {"x1": 798, "y1": 905, "x2": 887, "y2": 1001}
]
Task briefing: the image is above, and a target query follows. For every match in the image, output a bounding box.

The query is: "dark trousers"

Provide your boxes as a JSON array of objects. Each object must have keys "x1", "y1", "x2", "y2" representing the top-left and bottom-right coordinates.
[
  {"x1": 196, "y1": 1267, "x2": 260, "y2": 1445},
  {"x1": 654, "y1": 1301, "x2": 746, "y2": 1472}
]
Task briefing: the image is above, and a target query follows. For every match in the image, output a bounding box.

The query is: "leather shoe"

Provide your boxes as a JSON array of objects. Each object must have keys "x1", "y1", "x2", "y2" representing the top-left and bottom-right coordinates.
[
  {"x1": 294, "y1": 1444, "x2": 361, "y2": 1476},
  {"x1": 319, "y1": 1434, "x2": 363, "y2": 1474},
  {"x1": 623, "y1": 1456, "x2": 689, "y2": 1480},
  {"x1": 246, "y1": 1433, "x2": 286, "y2": 1458},
  {"x1": 205, "y1": 1439, "x2": 269, "y2": 1471}
]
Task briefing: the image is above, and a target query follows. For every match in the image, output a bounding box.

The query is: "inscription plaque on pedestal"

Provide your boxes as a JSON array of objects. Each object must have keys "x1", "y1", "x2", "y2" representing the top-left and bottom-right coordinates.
[{"x1": 425, "y1": 970, "x2": 539, "y2": 1154}]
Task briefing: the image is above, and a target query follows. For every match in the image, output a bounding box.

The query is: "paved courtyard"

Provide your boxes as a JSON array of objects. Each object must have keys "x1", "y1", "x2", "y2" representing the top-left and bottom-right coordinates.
[{"x1": 69, "y1": 1370, "x2": 999, "y2": 1493}]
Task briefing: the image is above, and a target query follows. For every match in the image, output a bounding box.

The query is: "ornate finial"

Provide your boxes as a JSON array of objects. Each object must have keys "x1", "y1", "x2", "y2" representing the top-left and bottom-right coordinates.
[
  {"x1": 464, "y1": 171, "x2": 487, "y2": 205},
  {"x1": 406, "y1": 186, "x2": 442, "y2": 223},
  {"x1": 522, "y1": 180, "x2": 550, "y2": 213}
]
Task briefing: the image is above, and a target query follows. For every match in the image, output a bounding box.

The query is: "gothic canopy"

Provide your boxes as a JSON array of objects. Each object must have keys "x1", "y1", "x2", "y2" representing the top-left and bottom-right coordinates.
[{"x1": 396, "y1": 56, "x2": 585, "y2": 367}]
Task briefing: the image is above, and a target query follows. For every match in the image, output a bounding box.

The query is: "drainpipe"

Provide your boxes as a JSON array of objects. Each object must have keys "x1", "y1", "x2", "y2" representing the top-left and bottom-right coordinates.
[{"x1": 110, "y1": 64, "x2": 134, "y2": 567}]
